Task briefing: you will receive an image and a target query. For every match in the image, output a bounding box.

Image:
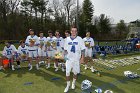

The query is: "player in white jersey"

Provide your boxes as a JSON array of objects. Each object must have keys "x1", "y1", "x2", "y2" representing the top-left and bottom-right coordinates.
[
  {"x1": 2, "y1": 41, "x2": 17, "y2": 70},
  {"x1": 17, "y1": 40, "x2": 29, "y2": 69},
  {"x1": 54, "y1": 30, "x2": 64, "y2": 72},
  {"x1": 25, "y1": 29, "x2": 40, "y2": 70},
  {"x1": 83, "y1": 31, "x2": 95, "y2": 72},
  {"x1": 64, "y1": 30, "x2": 70, "y2": 42},
  {"x1": 46, "y1": 30, "x2": 57, "y2": 69},
  {"x1": 38, "y1": 31, "x2": 47, "y2": 65},
  {"x1": 64, "y1": 26, "x2": 85, "y2": 92}
]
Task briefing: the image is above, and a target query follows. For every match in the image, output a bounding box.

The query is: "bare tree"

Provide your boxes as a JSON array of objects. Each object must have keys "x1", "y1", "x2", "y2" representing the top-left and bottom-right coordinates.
[{"x1": 62, "y1": 0, "x2": 75, "y2": 27}]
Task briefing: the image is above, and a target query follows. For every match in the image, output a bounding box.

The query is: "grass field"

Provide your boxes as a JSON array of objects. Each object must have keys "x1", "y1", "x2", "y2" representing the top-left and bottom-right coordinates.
[
  {"x1": 0, "y1": 55, "x2": 140, "y2": 93},
  {"x1": 0, "y1": 44, "x2": 140, "y2": 93}
]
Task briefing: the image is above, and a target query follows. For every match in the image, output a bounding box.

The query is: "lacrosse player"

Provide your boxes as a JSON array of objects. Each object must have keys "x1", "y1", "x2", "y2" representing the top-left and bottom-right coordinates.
[
  {"x1": 64, "y1": 26, "x2": 85, "y2": 92},
  {"x1": 54, "y1": 30, "x2": 65, "y2": 72},
  {"x1": 46, "y1": 30, "x2": 57, "y2": 70},
  {"x1": 38, "y1": 31, "x2": 47, "y2": 65},
  {"x1": 83, "y1": 31, "x2": 95, "y2": 72},
  {"x1": 17, "y1": 40, "x2": 29, "y2": 69},
  {"x1": 2, "y1": 41, "x2": 17, "y2": 70},
  {"x1": 25, "y1": 29, "x2": 40, "y2": 70}
]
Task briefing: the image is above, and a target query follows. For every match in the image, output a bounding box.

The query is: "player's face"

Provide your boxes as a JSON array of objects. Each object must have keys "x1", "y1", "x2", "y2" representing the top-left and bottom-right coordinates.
[
  {"x1": 86, "y1": 32, "x2": 90, "y2": 37},
  {"x1": 21, "y1": 43, "x2": 25, "y2": 47},
  {"x1": 55, "y1": 32, "x2": 60, "y2": 37},
  {"x1": 29, "y1": 31, "x2": 34, "y2": 35},
  {"x1": 48, "y1": 33, "x2": 53, "y2": 37},
  {"x1": 71, "y1": 28, "x2": 77, "y2": 37},
  {"x1": 39, "y1": 33, "x2": 43, "y2": 37},
  {"x1": 65, "y1": 32, "x2": 69, "y2": 37}
]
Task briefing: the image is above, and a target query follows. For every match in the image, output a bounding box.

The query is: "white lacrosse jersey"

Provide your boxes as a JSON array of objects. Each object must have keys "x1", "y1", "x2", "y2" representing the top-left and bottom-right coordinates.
[
  {"x1": 83, "y1": 37, "x2": 94, "y2": 48},
  {"x1": 25, "y1": 35, "x2": 39, "y2": 50},
  {"x1": 54, "y1": 37, "x2": 64, "y2": 48},
  {"x1": 2, "y1": 45, "x2": 17, "y2": 56},
  {"x1": 64, "y1": 36, "x2": 85, "y2": 61},
  {"x1": 46, "y1": 36, "x2": 57, "y2": 51},
  {"x1": 38, "y1": 37, "x2": 47, "y2": 44},
  {"x1": 17, "y1": 45, "x2": 29, "y2": 55}
]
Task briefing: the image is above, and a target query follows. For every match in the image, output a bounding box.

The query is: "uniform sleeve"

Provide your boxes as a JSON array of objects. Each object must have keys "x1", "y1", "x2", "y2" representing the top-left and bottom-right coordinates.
[
  {"x1": 25, "y1": 36, "x2": 29, "y2": 45},
  {"x1": 17, "y1": 46, "x2": 21, "y2": 54},
  {"x1": 12, "y1": 45, "x2": 17, "y2": 52},
  {"x1": 2, "y1": 46, "x2": 6, "y2": 56},
  {"x1": 61, "y1": 37, "x2": 64, "y2": 48},
  {"x1": 80, "y1": 38, "x2": 86, "y2": 50},
  {"x1": 35, "y1": 36, "x2": 40, "y2": 45},
  {"x1": 64, "y1": 38, "x2": 68, "y2": 50},
  {"x1": 91, "y1": 38, "x2": 95, "y2": 47}
]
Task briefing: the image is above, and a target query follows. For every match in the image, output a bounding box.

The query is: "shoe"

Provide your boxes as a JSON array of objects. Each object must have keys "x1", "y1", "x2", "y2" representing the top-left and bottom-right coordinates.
[
  {"x1": 62, "y1": 68, "x2": 65, "y2": 72},
  {"x1": 29, "y1": 65, "x2": 33, "y2": 71},
  {"x1": 91, "y1": 68, "x2": 95, "y2": 72},
  {"x1": 64, "y1": 85, "x2": 70, "y2": 93},
  {"x1": 12, "y1": 65, "x2": 15, "y2": 71},
  {"x1": 55, "y1": 68, "x2": 59, "y2": 72},
  {"x1": 84, "y1": 66, "x2": 88, "y2": 70},
  {"x1": 46, "y1": 66, "x2": 50, "y2": 69}
]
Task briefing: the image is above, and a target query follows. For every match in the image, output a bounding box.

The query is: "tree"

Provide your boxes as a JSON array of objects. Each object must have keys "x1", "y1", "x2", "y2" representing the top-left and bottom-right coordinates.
[
  {"x1": 82, "y1": 0, "x2": 94, "y2": 30},
  {"x1": 116, "y1": 20, "x2": 127, "y2": 39},
  {"x1": 63, "y1": 0, "x2": 75, "y2": 28},
  {"x1": 97, "y1": 14, "x2": 111, "y2": 34}
]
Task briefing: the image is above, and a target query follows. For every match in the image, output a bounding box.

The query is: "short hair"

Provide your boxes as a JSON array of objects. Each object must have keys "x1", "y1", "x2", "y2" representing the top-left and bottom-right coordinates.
[
  {"x1": 29, "y1": 29, "x2": 34, "y2": 32},
  {"x1": 65, "y1": 30, "x2": 70, "y2": 35},
  {"x1": 55, "y1": 30, "x2": 60, "y2": 33},
  {"x1": 39, "y1": 31, "x2": 43, "y2": 34},
  {"x1": 48, "y1": 30, "x2": 53, "y2": 34},
  {"x1": 19, "y1": 40, "x2": 25, "y2": 44},
  {"x1": 65, "y1": 30, "x2": 70, "y2": 33}
]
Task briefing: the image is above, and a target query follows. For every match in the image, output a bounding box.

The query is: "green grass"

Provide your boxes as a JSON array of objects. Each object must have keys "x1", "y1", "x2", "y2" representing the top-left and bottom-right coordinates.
[
  {"x1": 0, "y1": 59, "x2": 140, "y2": 93},
  {"x1": 0, "y1": 44, "x2": 140, "y2": 93}
]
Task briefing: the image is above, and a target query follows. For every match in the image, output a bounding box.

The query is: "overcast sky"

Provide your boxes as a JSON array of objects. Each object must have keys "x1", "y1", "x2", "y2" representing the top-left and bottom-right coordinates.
[{"x1": 80, "y1": 0, "x2": 140, "y2": 24}]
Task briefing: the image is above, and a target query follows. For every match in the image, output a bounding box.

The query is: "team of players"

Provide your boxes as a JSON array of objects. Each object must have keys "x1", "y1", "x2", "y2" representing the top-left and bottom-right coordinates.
[{"x1": 0, "y1": 27, "x2": 95, "y2": 92}]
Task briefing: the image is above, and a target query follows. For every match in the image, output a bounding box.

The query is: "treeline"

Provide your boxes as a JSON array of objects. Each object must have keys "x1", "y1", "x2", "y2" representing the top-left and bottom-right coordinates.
[{"x1": 0, "y1": 0, "x2": 133, "y2": 40}]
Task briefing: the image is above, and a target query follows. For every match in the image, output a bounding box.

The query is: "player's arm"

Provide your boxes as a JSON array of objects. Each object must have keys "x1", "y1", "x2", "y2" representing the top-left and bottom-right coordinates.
[
  {"x1": 17, "y1": 47, "x2": 21, "y2": 56},
  {"x1": 35, "y1": 36, "x2": 40, "y2": 46},
  {"x1": 61, "y1": 37, "x2": 64, "y2": 50},
  {"x1": 25, "y1": 36, "x2": 29, "y2": 46},
  {"x1": 2, "y1": 46, "x2": 6, "y2": 56},
  {"x1": 63, "y1": 38, "x2": 68, "y2": 60},
  {"x1": 80, "y1": 38, "x2": 86, "y2": 63}
]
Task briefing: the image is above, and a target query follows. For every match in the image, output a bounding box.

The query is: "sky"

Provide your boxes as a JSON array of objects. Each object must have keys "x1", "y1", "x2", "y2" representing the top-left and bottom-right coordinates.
[{"x1": 80, "y1": 0, "x2": 140, "y2": 24}]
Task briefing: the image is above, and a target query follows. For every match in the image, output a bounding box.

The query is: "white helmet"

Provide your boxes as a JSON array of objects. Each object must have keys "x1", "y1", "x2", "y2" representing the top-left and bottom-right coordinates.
[
  {"x1": 81, "y1": 79, "x2": 92, "y2": 90},
  {"x1": 124, "y1": 71, "x2": 139, "y2": 78}
]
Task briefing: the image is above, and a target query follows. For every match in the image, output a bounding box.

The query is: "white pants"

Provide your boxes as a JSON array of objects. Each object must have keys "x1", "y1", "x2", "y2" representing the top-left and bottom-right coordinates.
[
  {"x1": 66, "y1": 60, "x2": 80, "y2": 76},
  {"x1": 28, "y1": 50, "x2": 38, "y2": 58},
  {"x1": 56, "y1": 47, "x2": 63, "y2": 52},
  {"x1": 85, "y1": 48, "x2": 92, "y2": 57},
  {"x1": 47, "y1": 50, "x2": 56, "y2": 58},
  {"x1": 4, "y1": 55, "x2": 13, "y2": 59},
  {"x1": 38, "y1": 48, "x2": 47, "y2": 57}
]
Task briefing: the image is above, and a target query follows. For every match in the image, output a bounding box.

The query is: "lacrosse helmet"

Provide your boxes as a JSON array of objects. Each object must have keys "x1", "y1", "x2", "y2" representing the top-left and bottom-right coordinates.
[
  {"x1": 81, "y1": 79, "x2": 92, "y2": 90},
  {"x1": 104, "y1": 90, "x2": 113, "y2": 93},
  {"x1": 124, "y1": 71, "x2": 138, "y2": 79}
]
